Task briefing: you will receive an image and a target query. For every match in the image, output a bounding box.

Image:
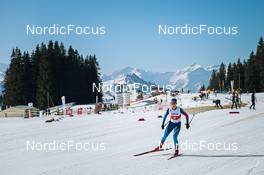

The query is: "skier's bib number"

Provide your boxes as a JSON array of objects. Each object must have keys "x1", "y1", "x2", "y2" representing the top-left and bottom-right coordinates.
[
  {"x1": 169, "y1": 107, "x2": 181, "y2": 122},
  {"x1": 170, "y1": 115, "x2": 181, "y2": 120}
]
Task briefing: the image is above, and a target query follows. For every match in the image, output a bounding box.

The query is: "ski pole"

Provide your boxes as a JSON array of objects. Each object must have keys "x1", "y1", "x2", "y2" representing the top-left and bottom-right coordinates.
[
  {"x1": 189, "y1": 113, "x2": 197, "y2": 124},
  {"x1": 164, "y1": 121, "x2": 169, "y2": 127}
]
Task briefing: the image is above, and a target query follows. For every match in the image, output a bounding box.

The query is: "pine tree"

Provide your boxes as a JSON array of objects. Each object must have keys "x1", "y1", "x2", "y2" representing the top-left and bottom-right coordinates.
[
  {"x1": 226, "y1": 63, "x2": 233, "y2": 91},
  {"x1": 3, "y1": 41, "x2": 103, "y2": 109},
  {"x1": 87, "y1": 55, "x2": 102, "y2": 103},
  {"x1": 244, "y1": 51, "x2": 259, "y2": 92},
  {"x1": 36, "y1": 44, "x2": 51, "y2": 109},
  {"x1": 31, "y1": 45, "x2": 41, "y2": 106},
  {"x1": 218, "y1": 62, "x2": 226, "y2": 91},
  {"x1": 4, "y1": 48, "x2": 27, "y2": 106},
  {"x1": 232, "y1": 62, "x2": 238, "y2": 90},
  {"x1": 209, "y1": 69, "x2": 219, "y2": 91},
  {"x1": 21, "y1": 51, "x2": 34, "y2": 103},
  {"x1": 209, "y1": 37, "x2": 264, "y2": 93},
  {"x1": 199, "y1": 84, "x2": 206, "y2": 92},
  {"x1": 256, "y1": 37, "x2": 264, "y2": 91},
  {"x1": 236, "y1": 58, "x2": 244, "y2": 91}
]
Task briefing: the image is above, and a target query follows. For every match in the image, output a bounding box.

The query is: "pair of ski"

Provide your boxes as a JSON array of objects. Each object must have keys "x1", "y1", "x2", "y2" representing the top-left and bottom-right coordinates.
[{"x1": 133, "y1": 147, "x2": 182, "y2": 160}]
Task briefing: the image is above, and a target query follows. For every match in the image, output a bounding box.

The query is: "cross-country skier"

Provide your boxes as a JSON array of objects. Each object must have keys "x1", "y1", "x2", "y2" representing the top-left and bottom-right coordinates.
[
  {"x1": 154, "y1": 98, "x2": 190, "y2": 156},
  {"x1": 249, "y1": 92, "x2": 256, "y2": 110}
]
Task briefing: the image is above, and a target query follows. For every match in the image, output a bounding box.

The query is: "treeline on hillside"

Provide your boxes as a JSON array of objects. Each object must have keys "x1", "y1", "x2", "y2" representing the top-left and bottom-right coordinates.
[
  {"x1": 2, "y1": 40, "x2": 102, "y2": 109},
  {"x1": 208, "y1": 37, "x2": 264, "y2": 92}
]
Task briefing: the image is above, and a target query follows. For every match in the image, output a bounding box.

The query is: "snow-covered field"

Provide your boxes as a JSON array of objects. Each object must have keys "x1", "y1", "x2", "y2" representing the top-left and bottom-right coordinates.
[{"x1": 1, "y1": 93, "x2": 264, "y2": 175}]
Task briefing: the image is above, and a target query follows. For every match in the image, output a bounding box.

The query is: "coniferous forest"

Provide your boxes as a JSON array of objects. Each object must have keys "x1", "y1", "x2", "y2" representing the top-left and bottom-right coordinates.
[
  {"x1": 208, "y1": 37, "x2": 264, "y2": 93},
  {"x1": 2, "y1": 40, "x2": 102, "y2": 109}
]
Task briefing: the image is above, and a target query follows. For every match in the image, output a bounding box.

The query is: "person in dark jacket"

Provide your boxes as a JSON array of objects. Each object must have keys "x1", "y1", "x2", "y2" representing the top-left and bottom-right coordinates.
[
  {"x1": 231, "y1": 92, "x2": 237, "y2": 109},
  {"x1": 249, "y1": 92, "x2": 256, "y2": 110}
]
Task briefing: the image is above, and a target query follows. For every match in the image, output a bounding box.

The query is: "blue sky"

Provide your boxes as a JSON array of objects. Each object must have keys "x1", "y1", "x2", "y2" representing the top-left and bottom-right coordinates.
[{"x1": 0, "y1": 0, "x2": 263, "y2": 74}]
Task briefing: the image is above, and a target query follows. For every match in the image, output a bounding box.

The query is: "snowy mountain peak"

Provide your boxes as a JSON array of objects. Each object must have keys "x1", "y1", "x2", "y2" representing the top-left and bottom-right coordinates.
[
  {"x1": 206, "y1": 65, "x2": 220, "y2": 71},
  {"x1": 0, "y1": 72, "x2": 5, "y2": 82},
  {"x1": 180, "y1": 63, "x2": 202, "y2": 72},
  {"x1": 103, "y1": 73, "x2": 151, "y2": 87},
  {"x1": 113, "y1": 66, "x2": 133, "y2": 75},
  {"x1": 0, "y1": 63, "x2": 8, "y2": 72},
  {"x1": 124, "y1": 73, "x2": 150, "y2": 85},
  {"x1": 188, "y1": 63, "x2": 202, "y2": 71},
  {"x1": 103, "y1": 64, "x2": 217, "y2": 92},
  {"x1": 0, "y1": 62, "x2": 8, "y2": 94}
]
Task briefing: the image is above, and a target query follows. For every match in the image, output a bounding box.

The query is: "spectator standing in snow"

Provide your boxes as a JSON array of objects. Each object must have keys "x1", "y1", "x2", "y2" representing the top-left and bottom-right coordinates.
[
  {"x1": 231, "y1": 92, "x2": 237, "y2": 109},
  {"x1": 249, "y1": 92, "x2": 256, "y2": 110},
  {"x1": 236, "y1": 92, "x2": 241, "y2": 108}
]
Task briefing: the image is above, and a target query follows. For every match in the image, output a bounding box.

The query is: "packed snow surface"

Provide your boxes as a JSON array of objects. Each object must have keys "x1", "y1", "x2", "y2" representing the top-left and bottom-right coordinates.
[{"x1": 0, "y1": 93, "x2": 264, "y2": 175}]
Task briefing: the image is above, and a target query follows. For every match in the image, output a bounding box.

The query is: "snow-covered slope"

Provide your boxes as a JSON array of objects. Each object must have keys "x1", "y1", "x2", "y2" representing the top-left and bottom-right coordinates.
[
  {"x1": 102, "y1": 64, "x2": 219, "y2": 92},
  {"x1": 0, "y1": 93, "x2": 264, "y2": 175}
]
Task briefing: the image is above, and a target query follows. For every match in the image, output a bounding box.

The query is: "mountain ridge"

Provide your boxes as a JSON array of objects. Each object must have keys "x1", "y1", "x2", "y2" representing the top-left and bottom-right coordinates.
[
  {"x1": 102, "y1": 63, "x2": 219, "y2": 92},
  {"x1": 0, "y1": 63, "x2": 8, "y2": 94}
]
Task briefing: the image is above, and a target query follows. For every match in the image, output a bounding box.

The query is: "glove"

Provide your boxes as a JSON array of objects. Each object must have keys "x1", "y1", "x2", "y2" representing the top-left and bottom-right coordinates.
[
  {"x1": 186, "y1": 123, "x2": 190, "y2": 129},
  {"x1": 161, "y1": 123, "x2": 165, "y2": 130}
]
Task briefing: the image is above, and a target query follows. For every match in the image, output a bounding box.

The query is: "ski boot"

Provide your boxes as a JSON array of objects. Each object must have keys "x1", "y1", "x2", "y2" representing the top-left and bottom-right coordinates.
[
  {"x1": 154, "y1": 144, "x2": 163, "y2": 151},
  {"x1": 173, "y1": 149, "x2": 179, "y2": 157}
]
